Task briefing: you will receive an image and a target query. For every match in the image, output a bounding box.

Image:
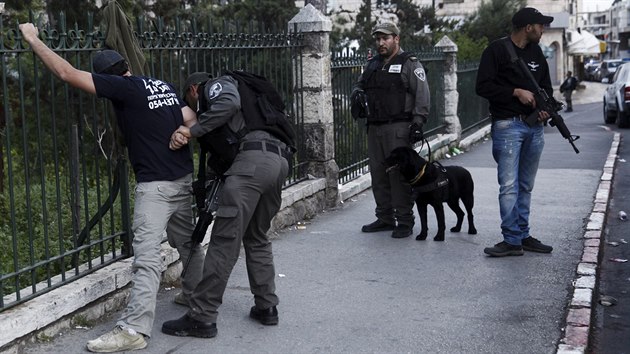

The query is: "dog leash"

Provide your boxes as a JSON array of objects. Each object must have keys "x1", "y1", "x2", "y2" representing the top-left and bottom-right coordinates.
[
  {"x1": 409, "y1": 138, "x2": 449, "y2": 194},
  {"x1": 409, "y1": 163, "x2": 427, "y2": 185}
]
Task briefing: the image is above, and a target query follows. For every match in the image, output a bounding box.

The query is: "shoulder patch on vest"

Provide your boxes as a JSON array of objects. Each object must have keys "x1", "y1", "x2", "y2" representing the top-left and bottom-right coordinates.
[
  {"x1": 414, "y1": 67, "x2": 426, "y2": 81},
  {"x1": 208, "y1": 82, "x2": 223, "y2": 100}
]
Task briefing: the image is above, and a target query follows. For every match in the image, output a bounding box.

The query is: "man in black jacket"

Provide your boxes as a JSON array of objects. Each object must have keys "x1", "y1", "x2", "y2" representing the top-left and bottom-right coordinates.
[{"x1": 476, "y1": 7, "x2": 555, "y2": 257}]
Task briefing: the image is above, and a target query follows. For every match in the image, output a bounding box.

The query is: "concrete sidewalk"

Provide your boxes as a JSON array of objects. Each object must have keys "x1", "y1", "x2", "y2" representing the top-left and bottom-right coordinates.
[{"x1": 17, "y1": 99, "x2": 618, "y2": 353}]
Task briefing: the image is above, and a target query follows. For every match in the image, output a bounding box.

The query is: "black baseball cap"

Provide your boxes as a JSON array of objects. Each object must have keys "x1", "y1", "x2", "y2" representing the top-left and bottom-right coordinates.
[
  {"x1": 512, "y1": 7, "x2": 554, "y2": 27},
  {"x1": 93, "y1": 50, "x2": 125, "y2": 74}
]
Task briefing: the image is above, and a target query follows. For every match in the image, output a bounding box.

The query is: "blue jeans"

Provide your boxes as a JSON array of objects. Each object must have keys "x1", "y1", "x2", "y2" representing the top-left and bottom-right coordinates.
[{"x1": 491, "y1": 119, "x2": 544, "y2": 246}]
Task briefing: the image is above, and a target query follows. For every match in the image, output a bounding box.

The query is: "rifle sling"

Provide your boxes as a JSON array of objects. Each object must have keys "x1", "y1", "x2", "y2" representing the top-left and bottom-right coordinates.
[{"x1": 502, "y1": 37, "x2": 545, "y2": 94}]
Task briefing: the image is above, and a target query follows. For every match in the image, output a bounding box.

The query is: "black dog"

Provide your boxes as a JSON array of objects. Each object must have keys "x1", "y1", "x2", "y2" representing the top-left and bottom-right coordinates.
[{"x1": 385, "y1": 146, "x2": 477, "y2": 241}]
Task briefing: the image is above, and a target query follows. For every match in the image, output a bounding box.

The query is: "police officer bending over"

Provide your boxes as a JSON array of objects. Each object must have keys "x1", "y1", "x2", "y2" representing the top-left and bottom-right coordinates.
[
  {"x1": 162, "y1": 72, "x2": 289, "y2": 338},
  {"x1": 351, "y1": 21, "x2": 431, "y2": 239}
]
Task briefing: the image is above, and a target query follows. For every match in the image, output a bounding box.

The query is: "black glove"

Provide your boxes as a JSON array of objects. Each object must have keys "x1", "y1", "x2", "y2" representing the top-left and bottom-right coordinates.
[
  {"x1": 350, "y1": 89, "x2": 369, "y2": 119},
  {"x1": 409, "y1": 122, "x2": 424, "y2": 143}
]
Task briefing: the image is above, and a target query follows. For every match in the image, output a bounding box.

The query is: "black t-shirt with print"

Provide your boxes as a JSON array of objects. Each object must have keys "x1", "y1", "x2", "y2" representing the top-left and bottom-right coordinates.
[{"x1": 92, "y1": 74, "x2": 193, "y2": 182}]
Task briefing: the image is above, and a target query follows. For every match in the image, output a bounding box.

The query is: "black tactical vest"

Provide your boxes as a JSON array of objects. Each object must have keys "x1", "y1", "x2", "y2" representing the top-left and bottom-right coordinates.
[{"x1": 363, "y1": 52, "x2": 414, "y2": 124}]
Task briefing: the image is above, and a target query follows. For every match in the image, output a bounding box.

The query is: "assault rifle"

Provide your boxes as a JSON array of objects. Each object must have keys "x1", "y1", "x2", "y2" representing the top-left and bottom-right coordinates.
[
  {"x1": 526, "y1": 89, "x2": 580, "y2": 154},
  {"x1": 503, "y1": 38, "x2": 580, "y2": 154},
  {"x1": 181, "y1": 176, "x2": 223, "y2": 278}
]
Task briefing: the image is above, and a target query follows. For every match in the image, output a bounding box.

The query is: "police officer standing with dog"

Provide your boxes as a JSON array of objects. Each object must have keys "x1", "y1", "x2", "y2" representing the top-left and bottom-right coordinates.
[
  {"x1": 351, "y1": 21, "x2": 430, "y2": 239},
  {"x1": 162, "y1": 72, "x2": 291, "y2": 337}
]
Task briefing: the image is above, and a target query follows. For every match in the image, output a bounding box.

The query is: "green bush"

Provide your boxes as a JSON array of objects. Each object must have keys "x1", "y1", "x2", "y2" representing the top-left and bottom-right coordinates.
[{"x1": 0, "y1": 148, "x2": 133, "y2": 296}]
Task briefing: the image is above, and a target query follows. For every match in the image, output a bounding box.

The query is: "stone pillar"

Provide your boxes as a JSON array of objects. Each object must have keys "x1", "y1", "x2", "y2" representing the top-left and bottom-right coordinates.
[
  {"x1": 434, "y1": 35, "x2": 461, "y2": 138},
  {"x1": 289, "y1": 4, "x2": 339, "y2": 207}
]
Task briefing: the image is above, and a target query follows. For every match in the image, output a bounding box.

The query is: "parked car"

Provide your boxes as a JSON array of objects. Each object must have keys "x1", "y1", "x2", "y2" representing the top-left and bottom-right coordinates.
[
  {"x1": 584, "y1": 60, "x2": 601, "y2": 81},
  {"x1": 602, "y1": 62, "x2": 630, "y2": 128},
  {"x1": 597, "y1": 59, "x2": 623, "y2": 82}
]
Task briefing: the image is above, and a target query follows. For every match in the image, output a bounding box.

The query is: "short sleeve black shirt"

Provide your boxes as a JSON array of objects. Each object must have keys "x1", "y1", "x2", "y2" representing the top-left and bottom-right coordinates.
[{"x1": 92, "y1": 74, "x2": 193, "y2": 182}]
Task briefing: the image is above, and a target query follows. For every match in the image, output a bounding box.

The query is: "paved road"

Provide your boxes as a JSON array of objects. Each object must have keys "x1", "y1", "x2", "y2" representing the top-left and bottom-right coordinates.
[
  {"x1": 23, "y1": 101, "x2": 614, "y2": 353},
  {"x1": 588, "y1": 106, "x2": 630, "y2": 353}
]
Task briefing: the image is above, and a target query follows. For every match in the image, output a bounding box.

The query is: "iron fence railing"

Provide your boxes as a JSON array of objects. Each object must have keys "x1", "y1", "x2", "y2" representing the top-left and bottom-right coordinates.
[
  {"x1": 457, "y1": 61, "x2": 490, "y2": 134},
  {"x1": 0, "y1": 12, "x2": 304, "y2": 312},
  {"x1": 331, "y1": 48, "x2": 446, "y2": 185}
]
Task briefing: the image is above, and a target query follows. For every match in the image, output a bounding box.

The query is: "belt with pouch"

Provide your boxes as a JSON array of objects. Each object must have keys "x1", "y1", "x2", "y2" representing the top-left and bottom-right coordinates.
[{"x1": 240, "y1": 141, "x2": 291, "y2": 160}]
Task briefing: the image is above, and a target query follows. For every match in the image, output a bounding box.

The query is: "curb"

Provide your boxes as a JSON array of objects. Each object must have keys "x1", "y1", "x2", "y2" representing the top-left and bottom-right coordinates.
[{"x1": 556, "y1": 132, "x2": 621, "y2": 353}]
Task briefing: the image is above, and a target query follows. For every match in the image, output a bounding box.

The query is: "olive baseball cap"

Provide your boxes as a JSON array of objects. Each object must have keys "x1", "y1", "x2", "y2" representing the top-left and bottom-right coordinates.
[
  {"x1": 92, "y1": 50, "x2": 125, "y2": 74},
  {"x1": 182, "y1": 72, "x2": 212, "y2": 100},
  {"x1": 372, "y1": 22, "x2": 400, "y2": 36},
  {"x1": 512, "y1": 7, "x2": 554, "y2": 27}
]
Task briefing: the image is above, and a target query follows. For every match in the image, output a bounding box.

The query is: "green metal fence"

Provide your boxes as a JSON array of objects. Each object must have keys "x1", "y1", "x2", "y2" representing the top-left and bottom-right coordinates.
[
  {"x1": 457, "y1": 61, "x2": 489, "y2": 134},
  {"x1": 0, "y1": 13, "x2": 305, "y2": 312},
  {"x1": 331, "y1": 48, "x2": 446, "y2": 185}
]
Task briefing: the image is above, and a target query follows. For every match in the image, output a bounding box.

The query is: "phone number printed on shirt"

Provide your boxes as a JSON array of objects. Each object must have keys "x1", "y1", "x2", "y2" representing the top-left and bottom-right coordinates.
[{"x1": 143, "y1": 78, "x2": 180, "y2": 110}]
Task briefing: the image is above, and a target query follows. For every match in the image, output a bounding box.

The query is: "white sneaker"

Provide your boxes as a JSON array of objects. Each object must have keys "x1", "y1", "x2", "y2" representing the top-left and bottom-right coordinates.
[{"x1": 86, "y1": 325, "x2": 147, "y2": 352}]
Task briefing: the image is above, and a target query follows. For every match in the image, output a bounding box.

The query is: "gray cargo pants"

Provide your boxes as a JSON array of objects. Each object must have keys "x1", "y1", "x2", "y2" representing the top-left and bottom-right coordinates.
[
  {"x1": 188, "y1": 140, "x2": 289, "y2": 323},
  {"x1": 367, "y1": 121, "x2": 415, "y2": 228},
  {"x1": 117, "y1": 173, "x2": 204, "y2": 336}
]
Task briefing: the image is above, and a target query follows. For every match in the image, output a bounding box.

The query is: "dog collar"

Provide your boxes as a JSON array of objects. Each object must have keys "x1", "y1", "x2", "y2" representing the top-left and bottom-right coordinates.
[{"x1": 409, "y1": 163, "x2": 427, "y2": 185}]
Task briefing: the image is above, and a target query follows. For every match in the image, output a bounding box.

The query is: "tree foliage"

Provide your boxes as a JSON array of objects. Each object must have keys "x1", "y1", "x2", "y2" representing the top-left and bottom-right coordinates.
[
  {"x1": 393, "y1": 1, "x2": 458, "y2": 50},
  {"x1": 459, "y1": 0, "x2": 526, "y2": 43},
  {"x1": 330, "y1": 0, "x2": 458, "y2": 53},
  {"x1": 329, "y1": 0, "x2": 374, "y2": 53},
  {"x1": 443, "y1": 31, "x2": 488, "y2": 61},
  {"x1": 2, "y1": 0, "x2": 298, "y2": 32},
  {"x1": 2, "y1": 0, "x2": 46, "y2": 23},
  {"x1": 329, "y1": 0, "x2": 523, "y2": 61},
  {"x1": 45, "y1": 0, "x2": 99, "y2": 28},
  {"x1": 209, "y1": 0, "x2": 299, "y2": 30}
]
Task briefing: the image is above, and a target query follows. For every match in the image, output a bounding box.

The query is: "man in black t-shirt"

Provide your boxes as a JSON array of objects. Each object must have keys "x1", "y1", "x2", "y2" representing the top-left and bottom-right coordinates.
[
  {"x1": 476, "y1": 8, "x2": 555, "y2": 258},
  {"x1": 20, "y1": 23, "x2": 204, "y2": 352}
]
